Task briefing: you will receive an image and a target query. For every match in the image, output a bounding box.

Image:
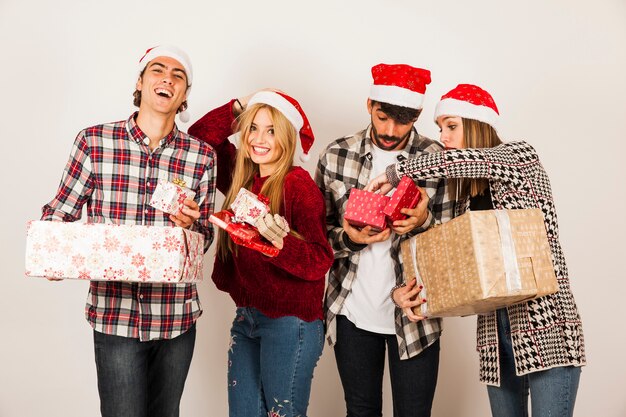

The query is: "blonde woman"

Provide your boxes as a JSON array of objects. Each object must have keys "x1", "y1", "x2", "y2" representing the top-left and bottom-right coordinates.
[
  {"x1": 189, "y1": 90, "x2": 333, "y2": 417},
  {"x1": 368, "y1": 84, "x2": 586, "y2": 417}
]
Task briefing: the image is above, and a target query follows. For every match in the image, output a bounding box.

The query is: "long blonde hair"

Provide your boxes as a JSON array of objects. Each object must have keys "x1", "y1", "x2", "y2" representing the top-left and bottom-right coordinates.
[
  {"x1": 449, "y1": 118, "x2": 503, "y2": 200},
  {"x1": 216, "y1": 103, "x2": 298, "y2": 261}
]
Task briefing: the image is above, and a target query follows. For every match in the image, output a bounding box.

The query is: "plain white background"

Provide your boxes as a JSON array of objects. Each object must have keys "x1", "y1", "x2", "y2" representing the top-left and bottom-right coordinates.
[{"x1": 1, "y1": 1, "x2": 624, "y2": 416}]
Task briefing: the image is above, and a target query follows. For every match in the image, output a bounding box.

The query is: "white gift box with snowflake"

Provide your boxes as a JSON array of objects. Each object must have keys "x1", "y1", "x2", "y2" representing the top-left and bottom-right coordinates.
[
  {"x1": 230, "y1": 188, "x2": 270, "y2": 226},
  {"x1": 25, "y1": 221, "x2": 204, "y2": 283},
  {"x1": 149, "y1": 179, "x2": 197, "y2": 215}
]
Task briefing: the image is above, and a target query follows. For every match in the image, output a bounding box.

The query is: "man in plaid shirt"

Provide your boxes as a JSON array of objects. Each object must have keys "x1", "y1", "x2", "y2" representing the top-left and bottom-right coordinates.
[
  {"x1": 315, "y1": 64, "x2": 454, "y2": 417},
  {"x1": 41, "y1": 45, "x2": 216, "y2": 417}
]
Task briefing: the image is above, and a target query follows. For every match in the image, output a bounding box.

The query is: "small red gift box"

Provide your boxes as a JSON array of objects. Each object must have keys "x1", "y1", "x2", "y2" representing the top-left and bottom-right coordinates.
[
  {"x1": 383, "y1": 176, "x2": 421, "y2": 223},
  {"x1": 344, "y1": 188, "x2": 390, "y2": 231},
  {"x1": 209, "y1": 210, "x2": 279, "y2": 257}
]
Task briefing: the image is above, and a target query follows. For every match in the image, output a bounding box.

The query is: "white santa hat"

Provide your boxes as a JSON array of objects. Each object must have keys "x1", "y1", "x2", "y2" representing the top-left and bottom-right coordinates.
[
  {"x1": 247, "y1": 91, "x2": 315, "y2": 162},
  {"x1": 369, "y1": 63, "x2": 432, "y2": 109},
  {"x1": 138, "y1": 45, "x2": 193, "y2": 123},
  {"x1": 434, "y1": 84, "x2": 500, "y2": 130}
]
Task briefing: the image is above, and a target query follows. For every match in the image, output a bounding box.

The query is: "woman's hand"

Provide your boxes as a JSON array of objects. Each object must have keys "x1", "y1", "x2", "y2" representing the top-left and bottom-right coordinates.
[
  {"x1": 393, "y1": 279, "x2": 428, "y2": 322},
  {"x1": 256, "y1": 213, "x2": 290, "y2": 249},
  {"x1": 366, "y1": 172, "x2": 393, "y2": 195}
]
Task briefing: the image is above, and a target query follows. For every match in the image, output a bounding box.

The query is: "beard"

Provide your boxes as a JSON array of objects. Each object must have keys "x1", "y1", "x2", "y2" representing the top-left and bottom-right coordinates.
[{"x1": 371, "y1": 124, "x2": 411, "y2": 151}]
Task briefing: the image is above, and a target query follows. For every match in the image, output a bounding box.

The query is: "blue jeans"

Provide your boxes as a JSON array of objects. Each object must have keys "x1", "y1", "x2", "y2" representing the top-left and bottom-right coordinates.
[
  {"x1": 93, "y1": 325, "x2": 196, "y2": 417},
  {"x1": 228, "y1": 307, "x2": 324, "y2": 417},
  {"x1": 334, "y1": 315, "x2": 440, "y2": 417},
  {"x1": 487, "y1": 309, "x2": 581, "y2": 417}
]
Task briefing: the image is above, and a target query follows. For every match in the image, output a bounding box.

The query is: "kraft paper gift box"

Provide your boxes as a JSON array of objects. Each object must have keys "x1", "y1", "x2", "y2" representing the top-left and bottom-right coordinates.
[
  {"x1": 344, "y1": 188, "x2": 390, "y2": 231},
  {"x1": 383, "y1": 176, "x2": 421, "y2": 222},
  {"x1": 209, "y1": 210, "x2": 280, "y2": 257},
  {"x1": 230, "y1": 188, "x2": 270, "y2": 227},
  {"x1": 400, "y1": 209, "x2": 558, "y2": 317},
  {"x1": 149, "y1": 179, "x2": 197, "y2": 215},
  {"x1": 25, "y1": 221, "x2": 204, "y2": 283}
]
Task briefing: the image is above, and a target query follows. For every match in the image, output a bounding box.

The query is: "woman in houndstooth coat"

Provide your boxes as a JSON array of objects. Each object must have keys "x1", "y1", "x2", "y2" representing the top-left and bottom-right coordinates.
[{"x1": 368, "y1": 84, "x2": 585, "y2": 417}]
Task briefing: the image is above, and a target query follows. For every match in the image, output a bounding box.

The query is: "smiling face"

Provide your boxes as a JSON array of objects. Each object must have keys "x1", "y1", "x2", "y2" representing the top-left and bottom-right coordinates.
[
  {"x1": 135, "y1": 56, "x2": 188, "y2": 118},
  {"x1": 367, "y1": 100, "x2": 415, "y2": 151},
  {"x1": 436, "y1": 115, "x2": 465, "y2": 149},
  {"x1": 246, "y1": 107, "x2": 284, "y2": 177}
]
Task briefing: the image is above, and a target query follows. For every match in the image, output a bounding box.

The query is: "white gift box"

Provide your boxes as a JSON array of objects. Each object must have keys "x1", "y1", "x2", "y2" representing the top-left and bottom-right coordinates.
[
  {"x1": 230, "y1": 188, "x2": 270, "y2": 226},
  {"x1": 25, "y1": 221, "x2": 204, "y2": 283},
  {"x1": 149, "y1": 179, "x2": 197, "y2": 215}
]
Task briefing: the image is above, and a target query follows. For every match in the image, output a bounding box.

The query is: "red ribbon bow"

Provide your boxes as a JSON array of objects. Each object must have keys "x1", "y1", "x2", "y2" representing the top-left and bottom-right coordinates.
[{"x1": 257, "y1": 193, "x2": 270, "y2": 206}]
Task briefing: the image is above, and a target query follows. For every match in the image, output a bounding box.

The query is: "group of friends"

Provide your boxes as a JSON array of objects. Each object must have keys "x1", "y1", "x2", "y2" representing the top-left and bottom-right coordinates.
[{"x1": 42, "y1": 44, "x2": 586, "y2": 417}]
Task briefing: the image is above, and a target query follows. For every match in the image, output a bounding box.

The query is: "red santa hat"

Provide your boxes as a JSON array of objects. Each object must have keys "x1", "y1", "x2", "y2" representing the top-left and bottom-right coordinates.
[
  {"x1": 369, "y1": 63, "x2": 432, "y2": 109},
  {"x1": 247, "y1": 91, "x2": 315, "y2": 162},
  {"x1": 138, "y1": 45, "x2": 193, "y2": 123},
  {"x1": 434, "y1": 84, "x2": 500, "y2": 130}
]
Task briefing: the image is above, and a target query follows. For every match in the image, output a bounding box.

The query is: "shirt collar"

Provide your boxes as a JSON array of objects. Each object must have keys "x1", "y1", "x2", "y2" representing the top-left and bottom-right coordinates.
[
  {"x1": 126, "y1": 112, "x2": 180, "y2": 149},
  {"x1": 362, "y1": 124, "x2": 417, "y2": 161}
]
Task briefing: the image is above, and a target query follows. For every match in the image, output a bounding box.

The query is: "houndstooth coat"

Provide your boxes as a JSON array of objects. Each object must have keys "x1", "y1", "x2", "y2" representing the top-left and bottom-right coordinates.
[{"x1": 388, "y1": 141, "x2": 586, "y2": 386}]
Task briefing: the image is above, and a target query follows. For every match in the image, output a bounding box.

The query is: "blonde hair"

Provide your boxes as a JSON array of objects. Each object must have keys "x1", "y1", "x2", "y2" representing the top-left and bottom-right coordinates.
[
  {"x1": 449, "y1": 118, "x2": 503, "y2": 200},
  {"x1": 216, "y1": 103, "x2": 298, "y2": 261}
]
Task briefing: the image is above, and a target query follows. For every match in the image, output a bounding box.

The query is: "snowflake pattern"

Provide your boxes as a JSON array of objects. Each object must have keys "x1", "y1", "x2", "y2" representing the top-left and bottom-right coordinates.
[
  {"x1": 163, "y1": 236, "x2": 180, "y2": 252},
  {"x1": 103, "y1": 236, "x2": 120, "y2": 252},
  {"x1": 131, "y1": 253, "x2": 145, "y2": 267},
  {"x1": 71, "y1": 254, "x2": 85, "y2": 267}
]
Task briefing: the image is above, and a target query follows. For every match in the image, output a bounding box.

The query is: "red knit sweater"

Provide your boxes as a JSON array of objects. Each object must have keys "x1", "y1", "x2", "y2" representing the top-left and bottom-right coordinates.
[{"x1": 188, "y1": 101, "x2": 333, "y2": 321}]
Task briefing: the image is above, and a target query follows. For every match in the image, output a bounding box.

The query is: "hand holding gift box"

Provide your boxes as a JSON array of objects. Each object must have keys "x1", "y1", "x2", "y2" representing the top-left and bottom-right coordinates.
[
  {"x1": 230, "y1": 188, "x2": 270, "y2": 226},
  {"x1": 209, "y1": 210, "x2": 280, "y2": 257},
  {"x1": 150, "y1": 178, "x2": 196, "y2": 215},
  {"x1": 400, "y1": 209, "x2": 559, "y2": 318},
  {"x1": 344, "y1": 188, "x2": 390, "y2": 231},
  {"x1": 344, "y1": 179, "x2": 422, "y2": 232},
  {"x1": 25, "y1": 221, "x2": 204, "y2": 283},
  {"x1": 382, "y1": 176, "x2": 421, "y2": 222}
]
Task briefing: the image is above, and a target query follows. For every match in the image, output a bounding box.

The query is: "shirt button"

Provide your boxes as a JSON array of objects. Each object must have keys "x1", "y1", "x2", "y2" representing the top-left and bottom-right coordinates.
[
  {"x1": 145, "y1": 209, "x2": 149, "y2": 214},
  {"x1": 139, "y1": 294, "x2": 144, "y2": 299},
  {"x1": 147, "y1": 182, "x2": 151, "y2": 187}
]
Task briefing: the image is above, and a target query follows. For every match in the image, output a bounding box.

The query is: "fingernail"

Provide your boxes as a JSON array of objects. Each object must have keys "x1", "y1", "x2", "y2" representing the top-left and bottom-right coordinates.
[
  {"x1": 418, "y1": 285, "x2": 423, "y2": 290},
  {"x1": 422, "y1": 298, "x2": 427, "y2": 303}
]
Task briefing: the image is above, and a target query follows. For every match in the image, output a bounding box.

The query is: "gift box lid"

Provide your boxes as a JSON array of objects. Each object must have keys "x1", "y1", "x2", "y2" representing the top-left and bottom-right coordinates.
[{"x1": 383, "y1": 176, "x2": 421, "y2": 222}]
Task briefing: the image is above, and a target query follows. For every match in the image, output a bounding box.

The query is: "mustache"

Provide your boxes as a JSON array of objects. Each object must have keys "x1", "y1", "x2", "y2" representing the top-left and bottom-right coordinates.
[{"x1": 377, "y1": 135, "x2": 403, "y2": 143}]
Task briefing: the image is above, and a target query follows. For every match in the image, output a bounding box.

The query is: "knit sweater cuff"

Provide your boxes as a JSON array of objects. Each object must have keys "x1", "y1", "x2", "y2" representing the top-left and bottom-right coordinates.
[{"x1": 386, "y1": 163, "x2": 401, "y2": 187}]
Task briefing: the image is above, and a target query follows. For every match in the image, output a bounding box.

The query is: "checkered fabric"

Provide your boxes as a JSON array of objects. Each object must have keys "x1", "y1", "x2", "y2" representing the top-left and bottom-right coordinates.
[
  {"x1": 315, "y1": 126, "x2": 455, "y2": 359},
  {"x1": 393, "y1": 141, "x2": 586, "y2": 385},
  {"x1": 42, "y1": 112, "x2": 216, "y2": 341}
]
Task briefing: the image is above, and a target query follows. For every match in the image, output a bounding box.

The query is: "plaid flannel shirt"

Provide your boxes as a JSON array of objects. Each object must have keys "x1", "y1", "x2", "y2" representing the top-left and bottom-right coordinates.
[
  {"x1": 315, "y1": 126, "x2": 454, "y2": 359},
  {"x1": 41, "y1": 113, "x2": 216, "y2": 341}
]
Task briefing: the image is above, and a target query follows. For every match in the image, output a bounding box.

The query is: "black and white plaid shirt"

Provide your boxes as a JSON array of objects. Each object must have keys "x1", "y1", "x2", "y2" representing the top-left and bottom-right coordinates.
[{"x1": 315, "y1": 126, "x2": 454, "y2": 359}]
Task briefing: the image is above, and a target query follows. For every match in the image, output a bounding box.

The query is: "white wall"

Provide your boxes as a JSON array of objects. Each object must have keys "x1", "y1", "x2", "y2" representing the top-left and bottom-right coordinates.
[{"x1": 1, "y1": 1, "x2": 624, "y2": 416}]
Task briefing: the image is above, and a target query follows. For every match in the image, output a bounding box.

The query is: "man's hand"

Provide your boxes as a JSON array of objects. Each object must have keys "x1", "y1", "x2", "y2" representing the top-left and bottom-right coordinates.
[
  {"x1": 342, "y1": 218, "x2": 391, "y2": 245},
  {"x1": 170, "y1": 199, "x2": 200, "y2": 229},
  {"x1": 366, "y1": 172, "x2": 393, "y2": 195},
  {"x1": 392, "y1": 279, "x2": 428, "y2": 322},
  {"x1": 390, "y1": 187, "x2": 430, "y2": 235}
]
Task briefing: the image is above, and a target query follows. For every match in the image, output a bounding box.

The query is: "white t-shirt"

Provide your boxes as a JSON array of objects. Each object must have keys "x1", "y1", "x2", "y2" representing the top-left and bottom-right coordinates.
[{"x1": 340, "y1": 146, "x2": 401, "y2": 334}]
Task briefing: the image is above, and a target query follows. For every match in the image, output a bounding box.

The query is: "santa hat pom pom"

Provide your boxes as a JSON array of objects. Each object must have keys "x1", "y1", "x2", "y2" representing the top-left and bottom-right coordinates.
[
  {"x1": 299, "y1": 152, "x2": 311, "y2": 162},
  {"x1": 178, "y1": 110, "x2": 190, "y2": 123}
]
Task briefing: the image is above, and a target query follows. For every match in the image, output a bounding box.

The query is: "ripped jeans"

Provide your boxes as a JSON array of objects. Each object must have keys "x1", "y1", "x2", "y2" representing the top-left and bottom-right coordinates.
[{"x1": 227, "y1": 307, "x2": 324, "y2": 417}]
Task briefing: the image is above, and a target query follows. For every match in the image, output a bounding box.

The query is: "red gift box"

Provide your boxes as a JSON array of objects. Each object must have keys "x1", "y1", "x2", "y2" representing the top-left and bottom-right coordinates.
[
  {"x1": 344, "y1": 188, "x2": 390, "y2": 231},
  {"x1": 209, "y1": 210, "x2": 279, "y2": 257},
  {"x1": 383, "y1": 176, "x2": 421, "y2": 222}
]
